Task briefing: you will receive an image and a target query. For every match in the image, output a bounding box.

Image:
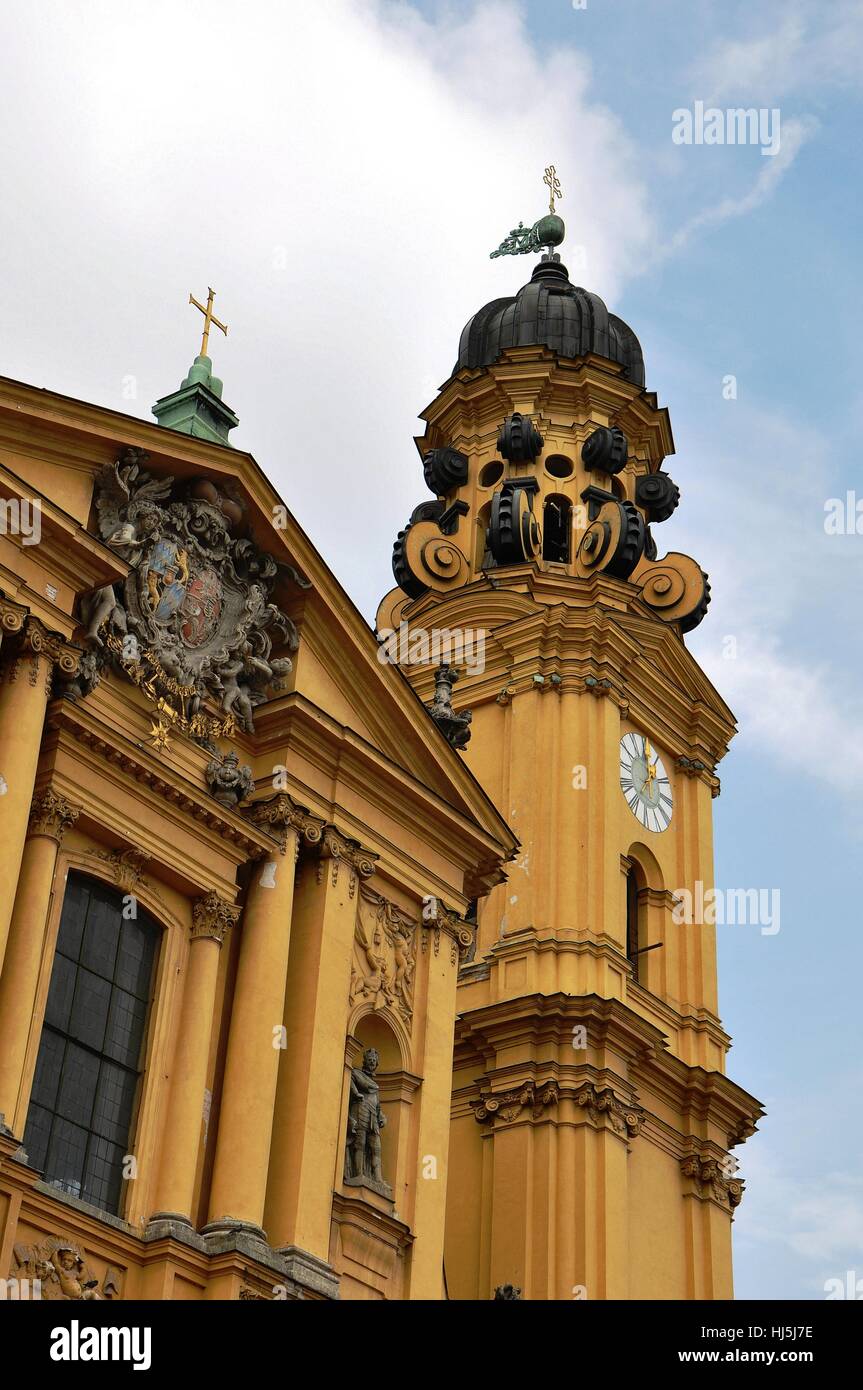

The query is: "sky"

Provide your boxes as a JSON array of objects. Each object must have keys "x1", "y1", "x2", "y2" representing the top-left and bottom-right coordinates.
[{"x1": 1, "y1": 0, "x2": 861, "y2": 1300}]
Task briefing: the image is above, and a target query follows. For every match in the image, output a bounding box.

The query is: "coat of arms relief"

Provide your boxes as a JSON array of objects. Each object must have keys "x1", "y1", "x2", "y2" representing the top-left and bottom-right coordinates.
[{"x1": 65, "y1": 448, "x2": 307, "y2": 744}]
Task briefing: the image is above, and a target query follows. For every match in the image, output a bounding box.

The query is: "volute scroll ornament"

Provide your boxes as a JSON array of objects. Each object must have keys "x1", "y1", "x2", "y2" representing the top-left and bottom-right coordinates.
[
  {"x1": 487, "y1": 482, "x2": 542, "y2": 565},
  {"x1": 575, "y1": 498, "x2": 645, "y2": 581},
  {"x1": 582, "y1": 425, "x2": 628, "y2": 476},
  {"x1": 680, "y1": 1150, "x2": 744, "y2": 1211},
  {"x1": 497, "y1": 412, "x2": 544, "y2": 463},
  {"x1": 633, "y1": 553, "x2": 711, "y2": 632},
  {"x1": 423, "y1": 446, "x2": 469, "y2": 496},
  {"x1": 575, "y1": 1084, "x2": 644, "y2": 1140},
  {"x1": 635, "y1": 470, "x2": 680, "y2": 523}
]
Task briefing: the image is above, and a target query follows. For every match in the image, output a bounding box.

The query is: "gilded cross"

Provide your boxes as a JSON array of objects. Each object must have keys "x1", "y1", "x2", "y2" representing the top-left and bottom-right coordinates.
[
  {"x1": 543, "y1": 165, "x2": 562, "y2": 214},
  {"x1": 189, "y1": 286, "x2": 228, "y2": 358}
]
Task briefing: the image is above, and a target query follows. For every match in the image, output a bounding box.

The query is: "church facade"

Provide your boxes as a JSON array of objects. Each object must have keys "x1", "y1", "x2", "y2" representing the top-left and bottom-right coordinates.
[{"x1": 0, "y1": 211, "x2": 761, "y2": 1302}]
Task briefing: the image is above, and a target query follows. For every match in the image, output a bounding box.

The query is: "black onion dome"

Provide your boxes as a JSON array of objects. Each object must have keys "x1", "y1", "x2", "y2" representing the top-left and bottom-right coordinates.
[{"x1": 456, "y1": 256, "x2": 644, "y2": 386}]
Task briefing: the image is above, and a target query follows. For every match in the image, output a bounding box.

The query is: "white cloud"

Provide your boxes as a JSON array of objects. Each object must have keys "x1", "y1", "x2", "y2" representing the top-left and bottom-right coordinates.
[
  {"x1": 0, "y1": 0, "x2": 655, "y2": 621},
  {"x1": 690, "y1": 1, "x2": 863, "y2": 105},
  {"x1": 738, "y1": 1139, "x2": 863, "y2": 1288}
]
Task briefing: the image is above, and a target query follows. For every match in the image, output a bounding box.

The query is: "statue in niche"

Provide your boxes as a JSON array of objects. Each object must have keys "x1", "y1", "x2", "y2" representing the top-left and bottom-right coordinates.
[{"x1": 345, "y1": 1047, "x2": 392, "y2": 1197}]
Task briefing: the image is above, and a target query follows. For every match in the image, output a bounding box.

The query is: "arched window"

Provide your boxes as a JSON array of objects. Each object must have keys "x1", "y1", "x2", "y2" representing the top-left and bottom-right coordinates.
[
  {"x1": 476, "y1": 500, "x2": 493, "y2": 570},
  {"x1": 24, "y1": 871, "x2": 161, "y2": 1214},
  {"x1": 543, "y1": 494, "x2": 572, "y2": 563},
  {"x1": 626, "y1": 861, "x2": 645, "y2": 983}
]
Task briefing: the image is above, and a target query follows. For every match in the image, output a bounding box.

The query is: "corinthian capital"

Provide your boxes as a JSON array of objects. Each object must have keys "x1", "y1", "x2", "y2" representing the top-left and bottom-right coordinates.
[
  {"x1": 244, "y1": 792, "x2": 324, "y2": 852},
  {"x1": 28, "y1": 788, "x2": 80, "y2": 843},
  {"x1": 192, "y1": 890, "x2": 241, "y2": 946}
]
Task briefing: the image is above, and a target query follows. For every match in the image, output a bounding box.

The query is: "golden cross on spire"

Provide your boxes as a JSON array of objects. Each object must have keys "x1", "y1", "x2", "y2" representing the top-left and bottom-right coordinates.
[
  {"x1": 543, "y1": 165, "x2": 562, "y2": 214},
  {"x1": 189, "y1": 286, "x2": 228, "y2": 359}
]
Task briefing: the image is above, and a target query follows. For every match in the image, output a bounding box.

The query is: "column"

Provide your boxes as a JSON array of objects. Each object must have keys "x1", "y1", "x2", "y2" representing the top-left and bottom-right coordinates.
[
  {"x1": 148, "y1": 891, "x2": 239, "y2": 1226},
  {"x1": 0, "y1": 787, "x2": 79, "y2": 1132},
  {"x1": 263, "y1": 826, "x2": 376, "y2": 1258},
  {"x1": 0, "y1": 622, "x2": 72, "y2": 976},
  {"x1": 204, "y1": 796, "x2": 303, "y2": 1239},
  {"x1": 407, "y1": 910, "x2": 467, "y2": 1298}
]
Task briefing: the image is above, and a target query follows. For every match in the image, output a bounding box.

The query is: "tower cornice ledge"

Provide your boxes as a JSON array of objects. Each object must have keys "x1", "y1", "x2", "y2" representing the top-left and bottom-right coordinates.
[{"x1": 453, "y1": 992, "x2": 763, "y2": 1149}]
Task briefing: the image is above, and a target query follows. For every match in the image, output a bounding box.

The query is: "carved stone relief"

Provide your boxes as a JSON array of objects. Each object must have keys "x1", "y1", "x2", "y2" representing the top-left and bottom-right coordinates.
[
  {"x1": 10, "y1": 1235, "x2": 122, "y2": 1300},
  {"x1": 349, "y1": 888, "x2": 418, "y2": 1024}
]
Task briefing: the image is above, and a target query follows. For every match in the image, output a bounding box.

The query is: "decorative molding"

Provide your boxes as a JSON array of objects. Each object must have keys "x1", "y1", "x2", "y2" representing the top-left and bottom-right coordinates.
[
  {"x1": 421, "y1": 898, "x2": 475, "y2": 965},
  {"x1": 0, "y1": 590, "x2": 29, "y2": 638},
  {"x1": 470, "y1": 1072, "x2": 644, "y2": 1143},
  {"x1": 48, "y1": 702, "x2": 268, "y2": 858},
  {"x1": 85, "y1": 846, "x2": 150, "y2": 892},
  {"x1": 0, "y1": 594, "x2": 80, "y2": 686},
  {"x1": 191, "y1": 889, "x2": 240, "y2": 946},
  {"x1": 317, "y1": 825, "x2": 378, "y2": 888},
  {"x1": 575, "y1": 1083, "x2": 645, "y2": 1140},
  {"x1": 473, "y1": 1079, "x2": 559, "y2": 1125},
  {"x1": 680, "y1": 1149, "x2": 744, "y2": 1211},
  {"x1": 244, "y1": 792, "x2": 323, "y2": 853},
  {"x1": 28, "y1": 788, "x2": 80, "y2": 843}
]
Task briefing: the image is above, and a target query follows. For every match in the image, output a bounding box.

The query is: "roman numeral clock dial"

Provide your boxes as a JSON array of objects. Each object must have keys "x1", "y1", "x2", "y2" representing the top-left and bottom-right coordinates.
[{"x1": 619, "y1": 732, "x2": 673, "y2": 832}]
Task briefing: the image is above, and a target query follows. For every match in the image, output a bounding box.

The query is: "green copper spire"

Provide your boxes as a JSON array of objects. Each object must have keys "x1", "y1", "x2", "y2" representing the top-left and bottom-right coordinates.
[
  {"x1": 152, "y1": 287, "x2": 239, "y2": 445},
  {"x1": 489, "y1": 165, "x2": 566, "y2": 261}
]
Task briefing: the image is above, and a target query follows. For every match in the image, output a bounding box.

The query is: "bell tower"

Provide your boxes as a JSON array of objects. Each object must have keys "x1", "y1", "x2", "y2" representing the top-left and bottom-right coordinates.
[{"x1": 377, "y1": 183, "x2": 763, "y2": 1301}]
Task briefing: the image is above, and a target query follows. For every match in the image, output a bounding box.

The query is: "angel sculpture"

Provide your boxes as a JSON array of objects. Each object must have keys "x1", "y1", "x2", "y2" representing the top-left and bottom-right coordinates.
[
  {"x1": 216, "y1": 655, "x2": 260, "y2": 732},
  {"x1": 81, "y1": 452, "x2": 173, "y2": 646}
]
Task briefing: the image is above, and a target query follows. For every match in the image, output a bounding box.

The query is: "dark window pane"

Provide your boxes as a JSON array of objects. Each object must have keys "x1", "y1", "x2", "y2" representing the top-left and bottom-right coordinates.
[
  {"x1": 55, "y1": 1043, "x2": 99, "y2": 1126},
  {"x1": 43, "y1": 953, "x2": 77, "y2": 1032},
  {"x1": 91, "y1": 1060, "x2": 138, "y2": 1146},
  {"x1": 25, "y1": 871, "x2": 160, "y2": 1216},
  {"x1": 45, "y1": 1116, "x2": 88, "y2": 1197},
  {"x1": 83, "y1": 1135, "x2": 125, "y2": 1212},
  {"x1": 80, "y1": 891, "x2": 121, "y2": 979},
  {"x1": 29, "y1": 1028, "x2": 65, "y2": 1110},
  {"x1": 104, "y1": 989, "x2": 148, "y2": 1068},
  {"x1": 22, "y1": 1102, "x2": 53, "y2": 1172},
  {"x1": 68, "y1": 969, "x2": 111, "y2": 1051},
  {"x1": 55, "y1": 875, "x2": 90, "y2": 961},
  {"x1": 115, "y1": 918, "x2": 157, "y2": 999}
]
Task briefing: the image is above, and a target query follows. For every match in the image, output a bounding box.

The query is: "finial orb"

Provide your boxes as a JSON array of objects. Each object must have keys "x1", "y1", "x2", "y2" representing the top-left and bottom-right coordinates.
[{"x1": 535, "y1": 213, "x2": 565, "y2": 247}]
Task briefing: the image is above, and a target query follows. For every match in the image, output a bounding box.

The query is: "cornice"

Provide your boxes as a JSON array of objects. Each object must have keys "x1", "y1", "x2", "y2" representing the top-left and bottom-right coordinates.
[
  {"x1": 44, "y1": 699, "x2": 274, "y2": 866},
  {"x1": 252, "y1": 693, "x2": 516, "y2": 895},
  {"x1": 453, "y1": 992, "x2": 763, "y2": 1149}
]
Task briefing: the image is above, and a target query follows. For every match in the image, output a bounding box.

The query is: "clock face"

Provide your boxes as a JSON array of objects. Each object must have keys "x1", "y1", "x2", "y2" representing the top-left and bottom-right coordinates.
[{"x1": 620, "y1": 732, "x2": 673, "y2": 832}]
